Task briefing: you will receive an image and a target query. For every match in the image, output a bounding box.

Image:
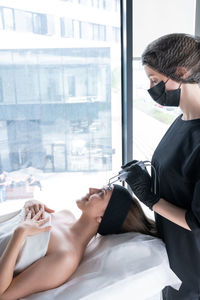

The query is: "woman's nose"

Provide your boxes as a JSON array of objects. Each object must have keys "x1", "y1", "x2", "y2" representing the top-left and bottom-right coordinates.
[
  {"x1": 150, "y1": 82, "x2": 154, "y2": 89},
  {"x1": 89, "y1": 187, "x2": 99, "y2": 194}
]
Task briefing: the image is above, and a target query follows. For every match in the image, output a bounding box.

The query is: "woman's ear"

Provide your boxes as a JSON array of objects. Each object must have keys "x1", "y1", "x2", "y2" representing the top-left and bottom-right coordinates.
[
  {"x1": 96, "y1": 216, "x2": 102, "y2": 224},
  {"x1": 175, "y1": 66, "x2": 188, "y2": 79}
]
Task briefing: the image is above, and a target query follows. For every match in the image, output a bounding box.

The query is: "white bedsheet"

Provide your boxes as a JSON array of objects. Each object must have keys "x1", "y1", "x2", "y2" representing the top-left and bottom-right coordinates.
[
  {"x1": 0, "y1": 205, "x2": 181, "y2": 300},
  {"x1": 21, "y1": 232, "x2": 181, "y2": 300}
]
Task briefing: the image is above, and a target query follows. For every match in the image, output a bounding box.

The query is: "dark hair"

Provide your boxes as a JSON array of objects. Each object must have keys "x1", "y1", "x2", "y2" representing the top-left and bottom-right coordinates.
[
  {"x1": 121, "y1": 196, "x2": 158, "y2": 238},
  {"x1": 142, "y1": 33, "x2": 200, "y2": 83}
]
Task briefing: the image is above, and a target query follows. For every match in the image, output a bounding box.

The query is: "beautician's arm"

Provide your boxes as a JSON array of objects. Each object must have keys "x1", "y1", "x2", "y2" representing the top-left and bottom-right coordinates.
[
  {"x1": 123, "y1": 162, "x2": 193, "y2": 231},
  {"x1": 152, "y1": 198, "x2": 191, "y2": 231},
  {"x1": 0, "y1": 211, "x2": 51, "y2": 296}
]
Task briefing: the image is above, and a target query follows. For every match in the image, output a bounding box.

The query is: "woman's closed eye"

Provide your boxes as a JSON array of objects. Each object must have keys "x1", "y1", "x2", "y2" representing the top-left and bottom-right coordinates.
[{"x1": 99, "y1": 189, "x2": 107, "y2": 198}]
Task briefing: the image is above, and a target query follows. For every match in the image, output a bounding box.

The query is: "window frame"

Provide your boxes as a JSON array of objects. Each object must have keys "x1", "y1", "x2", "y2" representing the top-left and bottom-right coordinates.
[
  {"x1": 195, "y1": 0, "x2": 200, "y2": 36},
  {"x1": 121, "y1": 0, "x2": 133, "y2": 165},
  {"x1": 122, "y1": 0, "x2": 200, "y2": 167}
]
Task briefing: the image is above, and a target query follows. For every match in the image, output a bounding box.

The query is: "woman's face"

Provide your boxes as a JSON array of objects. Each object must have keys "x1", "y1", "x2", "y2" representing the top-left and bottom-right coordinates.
[
  {"x1": 144, "y1": 65, "x2": 180, "y2": 91},
  {"x1": 76, "y1": 186, "x2": 113, "y2": 218}
]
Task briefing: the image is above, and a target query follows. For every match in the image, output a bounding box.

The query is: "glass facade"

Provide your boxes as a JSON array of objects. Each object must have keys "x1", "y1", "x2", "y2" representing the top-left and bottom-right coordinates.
[
  {"x1": 0, "y1": 1, "x2": 121, "y2": 208},
  {"x1": 132, "y1": 0, "x2": 196, "y2": 161},
  {"x1": 0, "y1": 48, "x2": 112, "y2": 172}
]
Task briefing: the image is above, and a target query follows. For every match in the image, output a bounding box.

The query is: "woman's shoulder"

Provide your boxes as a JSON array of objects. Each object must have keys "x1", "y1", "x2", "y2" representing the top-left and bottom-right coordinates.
[{"x1": 54, "y1": 209, "x2": 76, "y2": 221}]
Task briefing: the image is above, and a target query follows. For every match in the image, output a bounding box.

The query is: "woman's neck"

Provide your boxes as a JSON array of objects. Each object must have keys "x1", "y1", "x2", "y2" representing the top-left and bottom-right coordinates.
[
  {"x1": 69, "y1": 214, "x2": 99, "y2": 249},
  {"x1": 180, "y1": 83, "x2": 200, "y2": 120}
]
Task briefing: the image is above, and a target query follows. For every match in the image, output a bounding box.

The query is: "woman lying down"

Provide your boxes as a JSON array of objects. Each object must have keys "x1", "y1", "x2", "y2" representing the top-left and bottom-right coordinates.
[{"x1": 0, "y1": 184, "x2": 158, "y2": 300}]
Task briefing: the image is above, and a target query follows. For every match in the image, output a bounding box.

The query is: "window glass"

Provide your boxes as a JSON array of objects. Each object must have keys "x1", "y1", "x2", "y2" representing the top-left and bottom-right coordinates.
[
  {"x1": 132, "y1": 0, "x2": 196, "y2": 218},
  {"x1": 60, "y1": 18, "x2": 74, "y2": 38},
  {"x1": 15, "y1": 10, "x2": 33, "y2": 33},
  {"x1": 0, "y1": 52, "x2": 16, "y2": 104},
  {"x1": 133, "y1": 0, "x2": 196, "y2": 161},
  {"x1": 46, "y1": 15, "x2": 56, "y2": 36},
  {"x1": 0, "y1": 8, "x2": 4, "y2": 30},
  {"x1": 33, "y1": 13, "x2": 47, "y2": 35},
  {"x1": 3, "y1": 7, "x2": 14, "y2": 30},
  {"x1": 80, "y1": 21, "x2": 93, "y2": 39},
  {"x1": 0, "y1": 1, "x2": 121, "y2": 214}
]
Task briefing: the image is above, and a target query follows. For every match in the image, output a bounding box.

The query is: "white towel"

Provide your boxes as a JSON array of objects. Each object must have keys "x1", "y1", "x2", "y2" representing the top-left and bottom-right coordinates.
[{"x1": 0, "y1": 209, "x2": 51, "y2": 275}]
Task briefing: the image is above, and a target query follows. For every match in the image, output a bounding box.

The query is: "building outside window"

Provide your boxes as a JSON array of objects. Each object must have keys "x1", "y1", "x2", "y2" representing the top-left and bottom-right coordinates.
[
  {"x1": 91, "y1": 0, "x2": 100, "y2": 8},
  {"x1": 0, "y1": 78, "x2": 3, "y2": 102},
  {"x1": 15, "y1": 10, "x2": 33, "y2": 33},
  {"x1": 3, "y1": 7, "x2": 15, "y2": 31},
  {"x1": 114, "y1": 0, "x2": 120, "y2": 12},
  {"x1": 92, "y1": 24, "x2": 106, "y2": 41},
  {"x1": 68, "y1": 76, "x2": 75, "y2": 97},
  {"x1": 0, "y1": 1, "x2": 121, "y2": 209},
  {"x1": 33, "y1": 13, "x2": 47, "y2": 35},
  {"x1": 0, "y1": 8, "x2": 4, "y2": 30},
  {"x1": 60, "y1": 18, "x2": 74, "y2": 38},
  {"x1": 112, "y1": 27, "x2": 120, "y2": 43},
  {"x1": 132, "y1": 0, "x2": 196, "y2": 162},
  {"x1": 80, "y1": 21, "x2": 93, "y2": 39}
]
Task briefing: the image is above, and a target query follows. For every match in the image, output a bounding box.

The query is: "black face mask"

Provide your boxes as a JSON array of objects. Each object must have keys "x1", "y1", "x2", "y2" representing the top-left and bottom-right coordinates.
[{"x1": 148, "y1": 80, "x2": 181, "y2": 107}]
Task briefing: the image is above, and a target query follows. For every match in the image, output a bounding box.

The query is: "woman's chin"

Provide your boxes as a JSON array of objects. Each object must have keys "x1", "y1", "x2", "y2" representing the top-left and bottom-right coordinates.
[{"x1": 76, "y1": 200, "x2": 82, "y2": 210}]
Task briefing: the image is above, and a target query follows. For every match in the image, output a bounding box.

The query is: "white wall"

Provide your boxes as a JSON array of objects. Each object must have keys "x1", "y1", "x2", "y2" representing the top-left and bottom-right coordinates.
[{"x1": 133, "y1": 0, "x2": 196, "y2": 57}]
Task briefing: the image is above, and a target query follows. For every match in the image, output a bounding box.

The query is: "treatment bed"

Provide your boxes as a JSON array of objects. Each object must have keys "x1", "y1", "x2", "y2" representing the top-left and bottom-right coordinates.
[{"x1": 0, "y1": 203, "x2": 181, "y2": 300}]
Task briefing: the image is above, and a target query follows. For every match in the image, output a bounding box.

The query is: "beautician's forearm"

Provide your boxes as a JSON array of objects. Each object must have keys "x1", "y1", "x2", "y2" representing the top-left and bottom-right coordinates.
[
  {"x1": 152, "y1": 198, "x2": 191, "y2": 231},
  {"x1": 0, "y1": 228, "x2": 26, "y2": 295}
]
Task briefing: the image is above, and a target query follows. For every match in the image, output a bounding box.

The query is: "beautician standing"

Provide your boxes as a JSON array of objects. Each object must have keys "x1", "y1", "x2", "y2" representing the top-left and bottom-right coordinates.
[{"x1": 123, "y1": 33, "x2": 200, "y2": 299}]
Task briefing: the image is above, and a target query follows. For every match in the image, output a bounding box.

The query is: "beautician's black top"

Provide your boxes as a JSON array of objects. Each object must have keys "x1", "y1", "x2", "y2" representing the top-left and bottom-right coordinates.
[{"x1": 152, "y1": 114, "x2": 200, "y2": 290}]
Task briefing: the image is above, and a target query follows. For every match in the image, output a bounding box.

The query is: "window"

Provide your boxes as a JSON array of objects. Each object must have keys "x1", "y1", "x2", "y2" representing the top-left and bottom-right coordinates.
[
  {"x1": 99, "y1": 25, "x2": 106, "y2": 41},
  {"x1": 80, "y1": 22, "x2": 93, "y2": 39},
  {"x1": 33, "y1": 13, "x2": 47, "y2": 35},
  {"x1": 92, "y1": 24, "x2": 99, "y2": 40},
  {"x1": 79, "y1": 0, "x2": 89, "y2": 5},
  {"x1": 14, "y1": 66, "x2": 40, "y2": 103},
  {"x1": 60, "y1": 18, "x2": 74, "y2": 38},
  {"x1": 0, "y1": 8, "x2": 4, "y2": 30},
  {"x1": 39, "y1": 65, "x2": 63, "y2": 103},
  {"x1": 112, "y1": 27, "x2": 120, "y2": 43},
  {"x1": 46, "y1": 15, "x2": 55, "y2": 35},
  {"x1": 0, "y1": 1, "x2": 121, "y2": 211},
  {"x1": 1, "y1": 8, "x2": 54, "y2": 36},
  {"x1": 102, "y1": 0, "x2": 106, "y2": 9},
  {"x1": 114, "y1": 0, "x2": 120, "y2": 11},
  {"x1": 0, "y1": 78, "x2": 3, "y2": 102},
  {"x1": 92, "y1": 24, "x2": 106, "y2": 41},
  {"x1": 68, "y1": 76, "x2": 75, "y2": 97},
  {"x1": 132, "y1": 0, "x2": 196, "y2": 161},
  {"x1": 3, "y1": 7, "x2": 14, "y2": 30},
  {"x1": 15, "y1": 10, "x2": 33, "y2": 33},
  {"x1": 91, "y1": 0, "x2": 100, "y2": 8},
  {"x1": 0, "y1": 51, "x2": 16, "y2": 104}
]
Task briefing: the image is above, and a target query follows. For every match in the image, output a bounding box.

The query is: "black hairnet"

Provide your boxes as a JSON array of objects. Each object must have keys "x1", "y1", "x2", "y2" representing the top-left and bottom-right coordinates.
[{"x1": 142, "y1": 33, "x2": 200, "y2": 84}]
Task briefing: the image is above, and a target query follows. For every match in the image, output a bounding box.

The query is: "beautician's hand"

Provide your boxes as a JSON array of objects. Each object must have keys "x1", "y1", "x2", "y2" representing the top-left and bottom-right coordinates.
[
  {"x1": 122, "y1": 163, "x2": 160, "y2": 210},
  {"x1": 24, "y1": 200, "x2": 55, "y2": 218},
  {"x1": 121, "y1": 159, "x2": 139, "y2": 171},
  {"x1": 17, "y1": 210, "x2": 52, "y2": 237}
]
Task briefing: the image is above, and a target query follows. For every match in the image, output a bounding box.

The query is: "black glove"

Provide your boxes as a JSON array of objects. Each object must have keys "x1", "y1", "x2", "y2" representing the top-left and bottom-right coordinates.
[
  {"x1": 122, "y1": 162, "x2": 160, "y2": 210},
  {"x1": 121, "y1": 160, "x2": 139, "y2": 171}
]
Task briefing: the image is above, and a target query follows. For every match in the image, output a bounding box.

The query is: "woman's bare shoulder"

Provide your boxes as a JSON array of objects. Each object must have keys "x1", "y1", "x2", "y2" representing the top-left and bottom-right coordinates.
[{"x1": 53, "y1": 209, "x2": 76, "y2": 220}]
